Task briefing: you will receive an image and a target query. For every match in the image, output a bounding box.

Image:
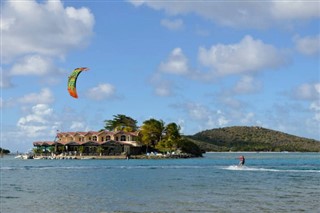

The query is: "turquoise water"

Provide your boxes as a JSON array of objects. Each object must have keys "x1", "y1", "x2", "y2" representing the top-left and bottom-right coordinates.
[{"x1": 1, "y1": 152, "x2": 319, "y2": 213}]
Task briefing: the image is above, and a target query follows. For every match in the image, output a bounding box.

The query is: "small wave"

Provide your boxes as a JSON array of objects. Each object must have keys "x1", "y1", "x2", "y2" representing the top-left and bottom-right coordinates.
[
  {"x1": 0, "y1": 196, "x2": 20, "y2": 199},
  {"x1": 223, "y1": 165, "x2": 279, "y2": 172},
  {"x1": 0, "y1": 165, "x2": 208, "y2": 171},
  {"x1": 0, "y1": 166, "x2": 95, "y2": 171},
  {"x1": 0, "y1": 167, "x2": 16, "y2": 170},
  {"x1": 117, "y1": 165, "x2": 208, "y2": 170},
  {"x1": 222, "y1": 165, "x2": 320, "y2": 173}
]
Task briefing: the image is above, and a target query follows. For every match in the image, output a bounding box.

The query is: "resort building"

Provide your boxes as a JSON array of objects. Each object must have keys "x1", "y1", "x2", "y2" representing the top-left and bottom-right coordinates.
[{"x1": 33, "y1": 130, "x2": 142, "y2": 156}]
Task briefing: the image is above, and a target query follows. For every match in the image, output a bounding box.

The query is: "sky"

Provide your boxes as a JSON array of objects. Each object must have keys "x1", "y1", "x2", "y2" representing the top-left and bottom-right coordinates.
[{"x1": 1, "y1": 0, "x2": 320, "y2": 152}]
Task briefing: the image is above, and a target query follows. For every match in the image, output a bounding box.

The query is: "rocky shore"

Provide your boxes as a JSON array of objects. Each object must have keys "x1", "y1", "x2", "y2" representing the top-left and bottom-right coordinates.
[{"x1": 32, "y1": 153, "x2": 197, "y2": 160}]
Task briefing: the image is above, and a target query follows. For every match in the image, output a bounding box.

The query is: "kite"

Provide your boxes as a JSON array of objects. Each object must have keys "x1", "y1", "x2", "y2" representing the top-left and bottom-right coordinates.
[{"x1": 67, "y1": 67, "x2": 89, "y2": 98}]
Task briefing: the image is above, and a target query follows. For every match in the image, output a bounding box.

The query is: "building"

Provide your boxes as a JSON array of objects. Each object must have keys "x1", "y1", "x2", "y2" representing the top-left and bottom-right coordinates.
[{"x1": 33, "y1": 130, "x2": 142, "y2": 156}]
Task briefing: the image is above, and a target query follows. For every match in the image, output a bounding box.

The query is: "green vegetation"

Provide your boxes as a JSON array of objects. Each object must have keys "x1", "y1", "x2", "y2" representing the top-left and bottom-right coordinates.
[
  {"x1": 157, "y1": 122, "x2": 182, "y2": 152},
  {"x1": 187, "y1": 126, "x2": 320, "y2": 152},
  {"x1": 105, "y1": 115, "x2": 202, "y2": 157},
  {"x1": 104, "y1": 114, "x2": 138, "y2": 132},
  {"x1": 0, "y1": 147, "x2": 10, "y2": 154},
  {"x1": 33, "y1": 147, "x2": 43, "y2": 155},
  {"x1": 140, "y1": 118, "x2": 165, "y2": 150},
  {"x1": 177, "y1": 138, "x2": 203, "y2": 157}
]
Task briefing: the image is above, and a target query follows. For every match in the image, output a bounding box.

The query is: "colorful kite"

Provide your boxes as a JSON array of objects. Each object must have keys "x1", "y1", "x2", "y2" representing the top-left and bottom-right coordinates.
[{"x1": 67, "y1": 67, "x2": 89, "y2": 98}]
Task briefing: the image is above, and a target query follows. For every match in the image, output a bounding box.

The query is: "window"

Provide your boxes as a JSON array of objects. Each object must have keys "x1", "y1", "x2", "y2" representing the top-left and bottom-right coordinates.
[
  {"x1": 106, "y1": 136, "x2": 111, "y2": 140},
  {"x1": 93, "y1": 136, "x2": 97, "y2": 141},
  {"x1": 101, "y1": 137, "x2": 104, "y2": 142},
  {"x1": 120, "y1": 135, "x2": 126, "y2": 141}
]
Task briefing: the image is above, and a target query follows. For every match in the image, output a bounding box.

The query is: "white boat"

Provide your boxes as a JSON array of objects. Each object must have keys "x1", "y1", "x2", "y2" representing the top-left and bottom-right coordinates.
[{"x1": 15, "y1": 154, "x2": 33, "y2": 159}]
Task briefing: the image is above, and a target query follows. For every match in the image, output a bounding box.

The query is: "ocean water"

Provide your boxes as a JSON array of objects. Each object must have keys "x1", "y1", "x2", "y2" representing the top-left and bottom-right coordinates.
[{"x1": 1, "y1": 152, "x2": 319, "y2": 213}]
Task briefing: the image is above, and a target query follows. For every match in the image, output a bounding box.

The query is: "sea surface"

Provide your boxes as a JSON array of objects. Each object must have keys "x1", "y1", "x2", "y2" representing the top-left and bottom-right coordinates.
[{"x1": 1, "y1": 152, "x2": 319, "y2": 213}]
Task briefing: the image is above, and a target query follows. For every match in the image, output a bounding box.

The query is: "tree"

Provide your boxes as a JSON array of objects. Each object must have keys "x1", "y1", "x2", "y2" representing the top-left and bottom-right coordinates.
[
  {"x1": 177, "y1": 138, "x2": 203, "y2": 157},
  {"x1": 157, "y1": 122, "x2": 181, "y2": 152},
  {"x1": 139, "y1": 118, "x2": 165, "y2": 151},
  {"x1": 33, "y1": 147, "x2": 43, "y2": 155},
  {"x1": 96, "y1": 146, "x2": 104, "y2": 156},
  {"x1": 104, "y1": 114, "x2": 138, "y2": 132},
  {"x1": 48, "y1": 146, "x2": 55, "y2": 155},
  {"x1": 78, "y1": 146, "x2": 84, "y2": 156},
  {"x1": 164, "y1": 123, "x2": 181, "y2": 141},
  {"x1": 0, "y1": 147, "x2": 10, "y2": 154}
]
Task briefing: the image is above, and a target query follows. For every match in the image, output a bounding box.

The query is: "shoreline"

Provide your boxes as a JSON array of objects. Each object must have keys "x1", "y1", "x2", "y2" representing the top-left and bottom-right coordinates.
[{"x1": 29, "y1": 153, "x2": 198, "y2": 160}]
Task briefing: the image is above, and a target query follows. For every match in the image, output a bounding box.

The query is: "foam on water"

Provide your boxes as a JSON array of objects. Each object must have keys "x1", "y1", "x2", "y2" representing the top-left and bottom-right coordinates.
[{"x1": 222, "y1": 165, "x2": 320, "y2": 173}]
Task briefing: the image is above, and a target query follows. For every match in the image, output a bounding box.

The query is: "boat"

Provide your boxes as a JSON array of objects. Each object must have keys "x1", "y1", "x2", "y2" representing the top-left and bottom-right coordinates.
[{"x1": 14, "y1": 154, "x2": 33, "y2": 159}]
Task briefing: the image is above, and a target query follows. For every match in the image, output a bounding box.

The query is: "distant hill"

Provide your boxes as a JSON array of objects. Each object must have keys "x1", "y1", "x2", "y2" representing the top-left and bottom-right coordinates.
[{"x1": 185, "y1": 126, "x2": 320, "y2": 152}]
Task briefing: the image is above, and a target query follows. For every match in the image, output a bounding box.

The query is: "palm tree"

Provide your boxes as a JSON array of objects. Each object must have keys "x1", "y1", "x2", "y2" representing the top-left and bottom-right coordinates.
[
  {"x1": 33, "y1": 147, "x2": 43, "y2": 156},
  {"x1": 48, "y1": 146, "x2": 55, "y2": 156},
  {"x1": 96, "y1": 146, "x2": 104, "y2": 156},
  {"x1": 155, "y1": 122, "x2": 181, "y2": 152},
  {"x1": 140, "y1": 118, "x2": 165, "y2": 152},
  {"x1": 164, "y1": 123, "x2": 181, "y2": 141},
  {"x1": 78, "y1": 146, "x2": 84, "y2": 156},
  {"x1": 104, "y1": 114, "x2": 138, "y2": 132}
]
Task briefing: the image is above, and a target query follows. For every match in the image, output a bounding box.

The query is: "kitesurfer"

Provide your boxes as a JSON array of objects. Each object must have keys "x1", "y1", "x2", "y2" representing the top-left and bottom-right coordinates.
[{"x1": 239, "y1": 155, "x2": 245, "y2": 166}]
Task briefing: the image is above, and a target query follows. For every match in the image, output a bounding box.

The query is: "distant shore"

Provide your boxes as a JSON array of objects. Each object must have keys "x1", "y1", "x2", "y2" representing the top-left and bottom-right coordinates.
[{"x1": 22, "y1": 153, "x2": 198, "y2": 160}]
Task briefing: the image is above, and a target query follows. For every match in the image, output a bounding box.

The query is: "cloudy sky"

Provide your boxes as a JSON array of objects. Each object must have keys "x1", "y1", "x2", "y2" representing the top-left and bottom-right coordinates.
[{"x1": 1, "y1": 0, "x2": 319, "y2": 152}]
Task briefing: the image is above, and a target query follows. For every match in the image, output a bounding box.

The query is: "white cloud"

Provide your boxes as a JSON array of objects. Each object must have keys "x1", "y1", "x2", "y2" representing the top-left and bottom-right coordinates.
[
  {"x1": 195, "y1": 28, "x2": 210, "y2": 37},
  {"x1": 271, "y1": 2, "x2": 320, "y2": 20},
  {"x1": 159, "y1": 48, "x2": 190, "y2": 75},
  {"x1": 86, "y1": 83, "x2": 116, "y2": 100},
  {"x1": 0, "y1": 70, "x2": 13, "y2": 88},
  {"x1": 1, "y1": 88, "x2": 54, "y2": 108},
  {"x1": 294, "y1": 83, "x2": 320, "y2": 100},
  {"x1": 1, "y1": 0, "x2": 94, "y2": 62},
  {"x1": 186, "y1": 103, "x2": 210, "y2": 121},
  {"x1": 3, "y1": 103, "x2": 95, "y2": 151},
  {"x1": 178, "y1": 102, "x2": 230, "y2": 130},
  {"x1": 10, "y1": 55, "x2": 55, "y2": 76},
  {"x1": 153, "y1": 36, "x2": 284, "y2": 96},
  {"x1": 198, "y1": 35, "x2": 286, "y2": 76},
  {"x1": 216, "y1": 111, "x2": 229, "y2": 126},
  {"x1": 161, "y1": 18, "x2": 184, "y2": 30},
  {"x1": 176, "y1": 118, "x2": 185, "y2": 133},
  {"x1": 0, "y1": 0, "x2": 94, "y2": 90},
  {"x1": 269, "y1": 101, "x2": 320, "y2": 140},
  {"x1": 293, "y1": 83, "x2": 320, "y2": 129},
  {"x1": 150, "y1": 72, "x2": 176, "y2": 97},
  {"x1": 310, "y1": 100, "x2": 320, "y2": 122},
  {"x1": 240, "y1": 112, "x2": 256, "y2": 124},
  {"x1": 154, "y1": 81, "x2": 174, "y2": 97},
  {"x1": 0, "y1": 16, "x2": 15, "y2": 31},
  {"x1": 66, "y1": 6, "x2": 94, "y2": 28},
  {"x1": 293, "y1": 34, "x2": 320, "y2": 56},
  {"x1": 129, "y1": 1, "x2": 319, "y2": 29},
  {"x1": 18, "y1": 88, "x2": 54, "y2": 105},
  {"x1": 11, "y1": 103, "x2": 91, "y2": 150},
  {"x1": 219, "y1": 96, "x2": 243, "y2": 109},
  {"x1": 233, "y1": 76, "x2": 262, "y2": 94},
  {"x1": 17, "y1": 104, "x2": 61, "y2": 138},
  {"x1": 70, "y1": 121, "x2": 89, "y2": 131}
]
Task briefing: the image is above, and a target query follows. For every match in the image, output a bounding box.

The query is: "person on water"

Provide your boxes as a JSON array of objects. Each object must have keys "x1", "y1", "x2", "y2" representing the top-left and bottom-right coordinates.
[{"x1": 239, "y1": 155, "x2": 245, "y2": 166}]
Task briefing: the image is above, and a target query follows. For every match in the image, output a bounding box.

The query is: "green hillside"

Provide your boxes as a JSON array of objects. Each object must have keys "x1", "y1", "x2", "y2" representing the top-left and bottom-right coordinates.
[{"x1": 186, "y1": 126, "x2": 320, "y2": 152}]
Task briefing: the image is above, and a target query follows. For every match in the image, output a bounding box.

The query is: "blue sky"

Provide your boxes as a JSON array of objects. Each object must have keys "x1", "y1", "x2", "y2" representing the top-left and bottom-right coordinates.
[{"x1": 1, "y1": 0, "x2": 319, "y2": 152}]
